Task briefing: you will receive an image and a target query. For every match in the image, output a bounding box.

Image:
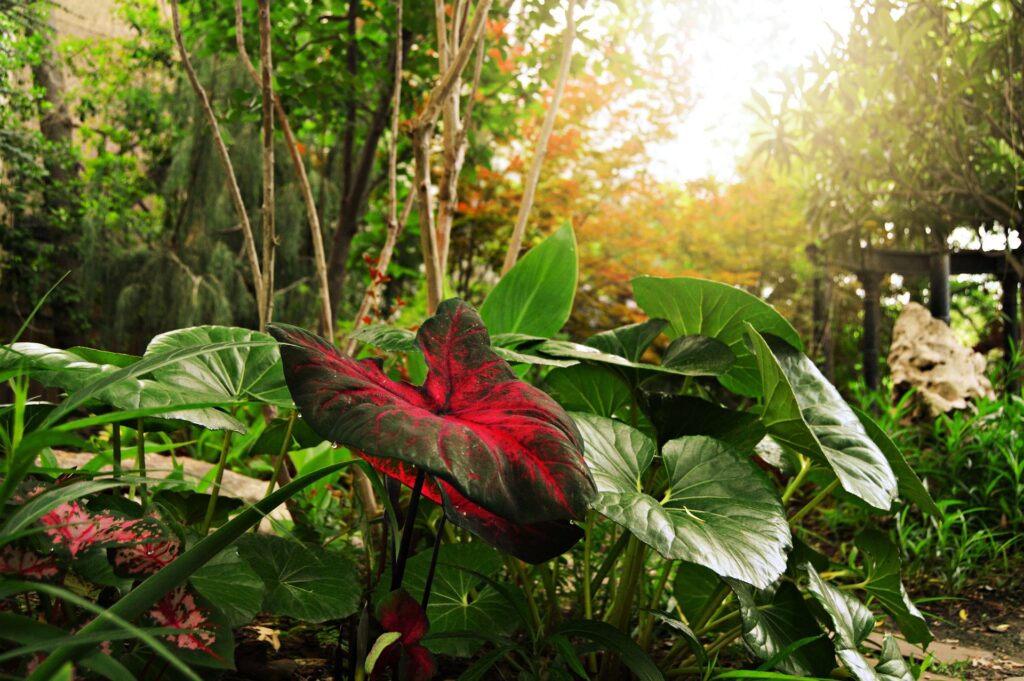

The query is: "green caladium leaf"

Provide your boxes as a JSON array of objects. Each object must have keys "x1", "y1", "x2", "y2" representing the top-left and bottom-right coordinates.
[
  {"x1": 661, "y1": 335, "x2": 736, "y2": 376},
  {"x1": 491, "y1": 346, "x2": 577, "y2": 367},
  {"x1": 639, "y1": 393, "x2": 765, "y2": 452},
  {"x1": 876, "y1": 634, "x2": 914, "y2": 681},
  {"x1": 237, "y1": 535, "x2": 360, "y2": 623},
  {"x1": 632, "y1": 276, "x2": 802, "y2": 395},
  {"x1": 146, "y1": 326, "x2": 292, "y2": 408},
  {"x1": 190, "y1": 546, "x2": 265, "y2": 628},
  {"x1": 0, "y1": 343, "x2": 245, "y2": 432},
  {"x1": 852, "y1": 407, "x2": 941, "y2": 517},
  {"x1": 804, "y1": 564, "x2": 878, "y2": 681},
  {"x1": 586, "y1": 319, "x2": 669, "y2": 361},
  {"x1": 480, "y1": 223, "x2": 578, "y2": 338},
  {"x1": 855, "y1": 530, "x2": 931, "y2": 645},
  {"x1": 730, "y1": 580, "x2": 835, "y2": 677},
  {"x1": 746, "y1": 328, "x2": 898, "y2": 511},
  {"x1": 574, "y1": 414, "x2": 791, "y2": 588},
  {"x1": 546, "y1": 364, "x2": 633, "y2": 418}
]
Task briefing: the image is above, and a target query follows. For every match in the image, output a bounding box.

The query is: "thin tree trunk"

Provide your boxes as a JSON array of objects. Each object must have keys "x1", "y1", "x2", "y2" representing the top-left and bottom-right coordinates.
[
  {"x1": 501, "y1": 0, "x2": 575, "y2": 275},
  {"x1": 258, "y1": 0, "x2": 276, "y2": 327},
  {"x1": 171, "y1": 0, "x2": 265, "y2": 329},
  {"x1": 235, "y1": 0, "x2": 333, "y2": 340}
]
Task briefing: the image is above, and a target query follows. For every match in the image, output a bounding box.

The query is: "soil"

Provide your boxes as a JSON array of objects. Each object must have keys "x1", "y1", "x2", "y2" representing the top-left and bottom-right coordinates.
[{"x1": 876, "y1": 584, "x2": 1024, "y2": 681}]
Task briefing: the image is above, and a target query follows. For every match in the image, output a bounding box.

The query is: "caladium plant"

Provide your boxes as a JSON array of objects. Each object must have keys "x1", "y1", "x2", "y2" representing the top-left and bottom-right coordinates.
[{"x1": 270, "y1": 298, "x2": 597, "y2": 563}]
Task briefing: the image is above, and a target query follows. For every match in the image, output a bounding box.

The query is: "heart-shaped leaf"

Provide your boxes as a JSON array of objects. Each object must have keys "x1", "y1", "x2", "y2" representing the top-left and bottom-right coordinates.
[
  {"x1": 378, "y1": 542, "x2": 520, "y2": 658},
  {"x1": 271, "y1": 299, "x2": 595, "y2": 528},
  {"x1": 190, "y1": 546, "x2": 265, "y2": 628},
  {"x1": 237, "y1": 534, "x2": 360, "y2": 623},
  {"x1": 545, "y1": 364, "x2": 634, "y2": 418},
  {"x1": 586, "y1": 319, "x2": 668, "y2": 362},
  {"x1": 146, "y1": 326, "x2": 292, "y2": 407},
  {"x1": 730, "y1": 580, "x2": 835, "y2": 677},
  {"x1": 661, "y1": 335, "x2": 736, "y2": 376},
  {"x1": 855, "y1": 530, "x2": 931, "y2": 645},
  {"x1": 480, "y1": 223, "x2": 577, "y2": 338},
  {"x1": 632, "y1": 276, "x2": 802, "y2": 395},
  {"x1": 0, "y1": 344, "x2": 245, "y2": 432},
  {"x1": 575, "y1": 414, "x2": 791, "y2": 588},
  {"x1": 363, "y1": 455, "x2": 584, "y2": 563},
  {"x1": 639, "y1": 393, "x2": 765, "y2": 452},
  {"x1": 747, "y1": 328, "x2": 897, "y2": 511}
]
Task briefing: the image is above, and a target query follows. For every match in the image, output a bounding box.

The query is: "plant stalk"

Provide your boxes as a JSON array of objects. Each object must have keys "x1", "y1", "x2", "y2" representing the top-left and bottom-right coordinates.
[
  {"x1": 201, "y1": 430, "x2": 233, "y2": 535},
  {"x1": 391, "y1": 470, "x2": 425, "y2": 590},
  {"x1": 136, "y1": 419, "x2": 148, "y2": 510},
  {"x1": 111, "y1": 423, "x2": 121, "y2": 478},
  {"x1": 421, "y1": 515, "x2": 446, "y2": 609},
  {"x1": 789, "y1": 479, "x2": 840, "y2": 526}
]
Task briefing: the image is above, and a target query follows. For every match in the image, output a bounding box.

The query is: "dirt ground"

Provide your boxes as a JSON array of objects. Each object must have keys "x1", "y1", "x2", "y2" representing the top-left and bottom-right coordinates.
[{"x1": 874, "y1": 584, "x2": 1024, "y2": 681}]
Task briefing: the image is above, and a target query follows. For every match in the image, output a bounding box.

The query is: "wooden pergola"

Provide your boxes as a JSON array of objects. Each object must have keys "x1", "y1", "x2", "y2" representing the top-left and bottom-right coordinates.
[{"x1": 812, "y1": 246, "x2": 1022, "y2": 390}]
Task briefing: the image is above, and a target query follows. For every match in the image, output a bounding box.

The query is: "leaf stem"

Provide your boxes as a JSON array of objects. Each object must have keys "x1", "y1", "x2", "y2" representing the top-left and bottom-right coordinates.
[
  {"x1": 136, "y1": 419, "x2": 148, "y2": 510},
  {"x1": 638, "y1": 558, "x2": 674, "y2": 651},
  {"x1": 589, "y1": 529, "x2": 630, "y2": 598},
  {"x1": 111, "y1": 423, "x2": 121, "y2": 478},
  {"x1": 509, "y1": 556, "x2": 543, "y2": 636},
  {"x1": 201, "y1": 429, "x2": 233, "y2": 535},
  {"x1": 781, "y1": 454, "x2": 812, "y2": 503},
  {"x1": 598, "y1": 534, "x2": 647, "y2": 680},
  {"x1": 391, "y1": 469, "x2": 425, "y2": 590},
  {"x1": 789, "y1": 479, "x2": 840, "y2": 526},
  {"x1": 421, "y1": 515, "x2": 446, "y2": 609}
]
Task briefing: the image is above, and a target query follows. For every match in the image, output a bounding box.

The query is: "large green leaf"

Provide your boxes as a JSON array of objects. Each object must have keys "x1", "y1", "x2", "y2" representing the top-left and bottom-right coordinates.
[
  {"x1": 546, "y1": 364, "x2": 633, "y2": 418},
  {"x1": 632, "y1": 276, "x2": 802, "y2": 395},
  {"x1": 851, "y1": 407, "x2": 941, "y2": 517},
  {"x1": 672, "y1": 561, "x2": 721, "y2": 624},
  {"x1": 855, "y1": 531, "x2": 930, "y2": 645},
  {"x1": 480, "y1": 223, "x2": 577, "y2": 338},
  {"x1": 0, "y1": 343, "x2": 244, "y2": 432},
  {"x1": 146, "y1": 326, "x2": 292, "y2": 407},
  {"x1": 804, "y1": 564, "x2": 877, "y2": 681},
  {"x1": 237, "y1": 534, "x2": 360, "y2": 623},
  {"x1": 574, "y1": 414, "x2": 790, "y2": 588},
  {"x1": 639, "y1": 393, "x2": 765, "y2": 452},
  {"x1": 379, "y1": 542, "x2": 519, "y2": 657},
  {"x1": 730, "y1": 580, "x2": 835, "y2": 677},
  {"x1": 586, "y1": 319, "x2": 668, "y2": 362},
  {"x1": 661, "y1": 335, "x2": 736, "y2": 376},
  {"x1": 190, "y1": 546, "x2": 265, "y2": 628},
  {"x1": 747, "y1": 328, "x2": 897, "y2": 511}
]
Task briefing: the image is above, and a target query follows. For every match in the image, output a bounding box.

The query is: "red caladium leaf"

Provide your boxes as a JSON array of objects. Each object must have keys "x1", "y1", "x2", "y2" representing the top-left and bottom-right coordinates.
[
  {"x1": 365, "y1": 454, "x2": 584, "y2": 563},
  {"x1": 0, "y1": 546, "x2": 59, "y2": 580},
  {"x1": 148, "y1": 586, "x2": 219, "y2": 656},
  {"x1": 372, "y1": 589, "x2": 436, "y2": 681},
  {"x1": 270, "y1": 299, "x2": 595, "y2": 559}
]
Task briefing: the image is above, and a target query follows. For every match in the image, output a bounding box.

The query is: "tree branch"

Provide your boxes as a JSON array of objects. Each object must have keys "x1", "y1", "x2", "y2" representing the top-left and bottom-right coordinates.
[
  {"x1": 171, "y1": 0, "x2": 265, "y2": 328},
  {"x1": 258, "y1": 0, "x2": 276, "y2": 328},
  {"x1": 502, "y1": 0, "x2": 576, "y2": 275},
  {"x1": 235, "y1": 0, "x2": 333, "y2": 340}
]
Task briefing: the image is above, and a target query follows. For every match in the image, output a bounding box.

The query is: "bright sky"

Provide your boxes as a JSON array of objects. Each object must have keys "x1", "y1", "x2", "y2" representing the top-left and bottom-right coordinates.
[{"x1": 649, "y1": 0, "x2": 853, "y2": 184}]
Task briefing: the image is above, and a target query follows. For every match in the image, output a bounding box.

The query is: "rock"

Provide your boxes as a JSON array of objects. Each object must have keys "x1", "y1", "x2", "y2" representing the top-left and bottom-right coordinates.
[
  {"x1": 48, "y1": 450, "x2": 291, "y2": 531},
  {"x1": 888, "y1": 302, "x2": 996, "y2": 417}
]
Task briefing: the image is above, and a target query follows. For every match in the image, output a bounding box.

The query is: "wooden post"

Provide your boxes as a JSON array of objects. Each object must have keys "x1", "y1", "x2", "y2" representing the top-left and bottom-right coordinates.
[
  {"x1": 807, "y1": 244, "x2": 834, "y2": 381},
  {"x1": 1002, "y1": 266, "x2": 1020, "y2": 391},
  {"x1": 861, "y1": 271, "x2": 882, "y2": 391},
  {"x1": 928, "y1": 252, "x2": 951, "y2": 324}
]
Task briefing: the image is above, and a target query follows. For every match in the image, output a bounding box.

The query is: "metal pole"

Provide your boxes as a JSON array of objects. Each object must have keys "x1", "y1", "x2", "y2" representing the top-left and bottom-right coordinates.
[
  {"x1": 928, "y1": 252, "x2": 951, "y2": 324},
  {"x1": 861, "y1": 271, "x2": 882, "y2": 391}
]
